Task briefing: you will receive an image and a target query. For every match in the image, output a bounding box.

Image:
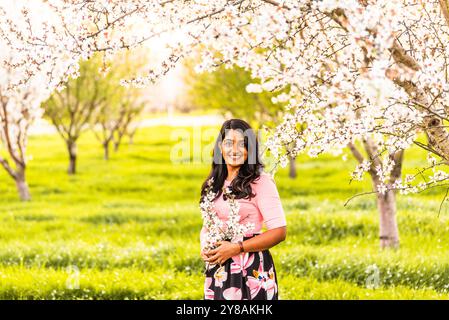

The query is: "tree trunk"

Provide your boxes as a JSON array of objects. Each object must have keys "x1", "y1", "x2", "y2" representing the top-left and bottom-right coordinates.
[
  {"x1": 15, "y1": 168, "x2": 31, "y2": 201},
  {"x1": 352, "y1": 139, "x2": 403, "y2": 249},
  {"x1": 128, "y1": 132, "x2": 135, "y2": 145},
  {"x1": 372, "y1": 176, "x2": 400, "y2": 249},
  {"x1": 67, "y1": 140, "x2": 77, "y2": 175},
  {"x1": 114, "y1": 141, "x2": 120, "y2": 152},
  {"x1": 288, "y1": 155, "x2": 297, "y2": 179},
  {"x1": 103, "y1": 142, "x2": 110, "y2": 160}
]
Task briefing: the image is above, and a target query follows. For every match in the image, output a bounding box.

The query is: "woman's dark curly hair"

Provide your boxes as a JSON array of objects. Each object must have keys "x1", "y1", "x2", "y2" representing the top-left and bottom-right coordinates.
[{"x1": 200, "y1": 119, "x2": 264, "y2": 202}]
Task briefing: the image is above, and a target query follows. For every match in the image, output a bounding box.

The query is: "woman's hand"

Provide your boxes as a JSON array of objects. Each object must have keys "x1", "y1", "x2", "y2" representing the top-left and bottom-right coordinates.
[
  {"x1": 200, "y1": 248, "x2": 209, "y2": 262},
  {"x1": 204, "y1": 241, "x2": 240, "y2": 265}
]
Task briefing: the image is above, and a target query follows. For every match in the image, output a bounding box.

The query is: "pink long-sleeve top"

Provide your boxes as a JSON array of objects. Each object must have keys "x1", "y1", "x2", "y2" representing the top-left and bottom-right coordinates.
[{"x1": 200, "y1": 172, "x2": 287, "y2": 249}]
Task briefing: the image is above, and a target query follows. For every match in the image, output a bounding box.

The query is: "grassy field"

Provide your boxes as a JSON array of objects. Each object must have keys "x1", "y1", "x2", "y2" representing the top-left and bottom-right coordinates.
[{"x1": 1, "y1": 124, "x2": 449, "y2": 299}]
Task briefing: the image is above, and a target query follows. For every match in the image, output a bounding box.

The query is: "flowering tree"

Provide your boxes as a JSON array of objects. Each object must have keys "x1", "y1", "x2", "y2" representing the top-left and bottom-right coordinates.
[
  {"x1": 44, "y1": 54, "x2": 107, "y2": 174},
  {"x1": 0, "y1": 63, "x2": 42, "y2": 201},
  {"x1": 93, "y1": 91, "x2": 145, "y2": 160},
  {"x1": 0, "y1": 1, "x2": 76, "y2": 200},
  {"x1": 3, "y1": 0, "x2": 449, "y2": 245},
  {"x1": 44, "y1": 52, "x2": 145, "y2": 171},
  {"x1": 89, "y1": 51, "x2": 147, "y2": 160}
]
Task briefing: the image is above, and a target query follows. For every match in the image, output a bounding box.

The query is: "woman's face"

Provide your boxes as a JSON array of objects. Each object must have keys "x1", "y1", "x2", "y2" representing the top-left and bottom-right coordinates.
[{"x1": 220, "y1": 129, "x2": 248, "y2": 167}]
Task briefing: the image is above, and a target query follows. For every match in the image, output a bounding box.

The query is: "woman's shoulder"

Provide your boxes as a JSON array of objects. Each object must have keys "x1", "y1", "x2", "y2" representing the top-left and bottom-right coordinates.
[{"x1": 251, "y1": 172, "x2": 275, "y2": 187}]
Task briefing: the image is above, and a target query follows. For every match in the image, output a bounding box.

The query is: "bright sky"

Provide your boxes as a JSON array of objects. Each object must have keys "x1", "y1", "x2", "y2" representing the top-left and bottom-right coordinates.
[{"x1": 139, "y1": 32, "x2": 188, "y2": 111}]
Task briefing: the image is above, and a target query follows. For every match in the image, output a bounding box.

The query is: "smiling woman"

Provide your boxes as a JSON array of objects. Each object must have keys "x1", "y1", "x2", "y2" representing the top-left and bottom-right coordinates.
[{"x1": 199, "y1": 119, "x2": 287, "y2": 300}]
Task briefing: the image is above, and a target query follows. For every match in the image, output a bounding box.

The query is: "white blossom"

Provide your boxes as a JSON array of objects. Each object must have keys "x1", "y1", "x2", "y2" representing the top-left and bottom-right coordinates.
[
  {"x1": 2, "y1": 0, "x2": 449, "y2": 197},
  {"x1": 200, "y1": 178, "x2": 254, "y2": 270}
]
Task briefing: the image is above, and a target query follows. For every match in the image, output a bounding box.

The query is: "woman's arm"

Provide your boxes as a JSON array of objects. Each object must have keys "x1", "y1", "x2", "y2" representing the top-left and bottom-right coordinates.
[
  {"x1": 204, "y1": 226, "x2": 287, "y2": 265},
  {"x1": 204, "y1": 174, "x2": 287, "y2": 265},
  {"x1": 241, "y1": 226, "x2": 287, "y2": 252}
]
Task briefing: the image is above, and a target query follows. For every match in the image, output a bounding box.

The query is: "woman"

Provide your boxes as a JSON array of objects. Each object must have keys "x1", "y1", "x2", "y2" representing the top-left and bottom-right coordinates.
[{"x1": 200, "y1": 118, "x2": 287, "y2": 300}]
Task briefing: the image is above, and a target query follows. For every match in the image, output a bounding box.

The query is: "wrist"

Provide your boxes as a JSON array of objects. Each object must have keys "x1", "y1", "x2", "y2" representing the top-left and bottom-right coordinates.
[
  {"x1": 233, "y1": 243, "x2": 242, "y2": 255},
  {"x1": 237, "y1": 240, "x2": 244, "y2": 253}
]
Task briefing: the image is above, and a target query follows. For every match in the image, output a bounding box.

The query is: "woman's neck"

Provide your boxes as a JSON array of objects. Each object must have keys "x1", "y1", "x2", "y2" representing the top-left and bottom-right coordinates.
[{"x1": 226, "y1": 166, "x2": 240, "y2": 182}]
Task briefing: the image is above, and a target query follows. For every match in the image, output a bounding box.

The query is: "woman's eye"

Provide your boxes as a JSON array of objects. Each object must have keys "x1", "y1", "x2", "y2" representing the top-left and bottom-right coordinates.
[
  {"x1": 224, "y1": 141, "x2": 233, "y2": 148},
  {"x1": 238, "y1": 142, "x2": 245, "y2": 148}
]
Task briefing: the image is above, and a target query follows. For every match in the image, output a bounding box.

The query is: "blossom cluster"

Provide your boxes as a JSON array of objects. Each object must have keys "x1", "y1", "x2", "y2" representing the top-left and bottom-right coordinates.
[
  {"x1": 3, "y1": 0, "x2": 449, "y2": 197},
  {"x1": 200, "y1": 178, "x2": 255, "y2": 269}
]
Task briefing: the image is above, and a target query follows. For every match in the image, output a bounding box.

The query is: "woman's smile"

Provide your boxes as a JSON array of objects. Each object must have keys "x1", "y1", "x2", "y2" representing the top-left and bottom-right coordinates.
[{"x1": 229, "y1": 154, "x2": 242, "y2": 161}]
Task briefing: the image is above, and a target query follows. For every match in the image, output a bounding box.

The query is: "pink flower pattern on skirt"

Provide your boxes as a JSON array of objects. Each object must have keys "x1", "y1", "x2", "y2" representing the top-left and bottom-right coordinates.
[
  {"x1": 223, "y1": 287, "x2": 242, "y2": 300},
  {"x1": 204, "y1": 236, "x2": 279, "y2": 300},
  {"x1": 246, "y1": 252, "x2": 277, "y2": 299},
  {"x1": 204, "y1": 277, "x2": 214, "y2": 300},
  {"x1": 213, "y1": 266, "x2": 228, "y2": 288},
  {"x1": 230, "y1": 252, "x2": 255, "y2": 277}
]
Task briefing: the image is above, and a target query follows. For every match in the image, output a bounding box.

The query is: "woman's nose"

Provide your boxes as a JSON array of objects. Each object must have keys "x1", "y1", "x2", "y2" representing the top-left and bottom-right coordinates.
[{"x1": 232, "y1": 143, "x2": 239, "y2": 154}]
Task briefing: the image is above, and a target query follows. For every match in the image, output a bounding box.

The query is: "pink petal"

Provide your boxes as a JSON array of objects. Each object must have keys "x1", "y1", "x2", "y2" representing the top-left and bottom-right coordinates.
[
  {"x1": 204, "y1": 277, "x2": 215, "y2": 300},
  {"x1": 205, "y1": 277, "x2": 212, "y2": 289},
  {"x1": 242, "y1": 253, "x2": 255, "y2": 269},
  {"x1": 232, "y1": 253, "x2": 254, "y2": 277},
  {"x1": 230, "y1": 262, "x2": 241, "y2": 274},
  {"x1": 258, "y1": 261, "x2": 264, "y2": 274},
  {"x1": 246, "y1": 277, "x2": 262, "y2": 299},
  {"x1": 266, "y1": 279, "x2": 277, "y2": 300},
  {"x1": 256, "y1": 252, "x2": 265, "y2": 274},
  {"x1": 232, "y1": 254, "x2": 242, "y2": 265},
  {"x1": 223, "y1": 287, "x2": 242, "y2": 300},
  {"x1": 205, "y1": 289, "x2": 214, "y2": 300}
]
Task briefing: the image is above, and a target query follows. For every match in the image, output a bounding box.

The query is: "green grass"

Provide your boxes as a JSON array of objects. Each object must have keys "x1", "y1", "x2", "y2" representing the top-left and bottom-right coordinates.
[{"x1": 0, "y1": 124, "x2": 449, "y2": 299}]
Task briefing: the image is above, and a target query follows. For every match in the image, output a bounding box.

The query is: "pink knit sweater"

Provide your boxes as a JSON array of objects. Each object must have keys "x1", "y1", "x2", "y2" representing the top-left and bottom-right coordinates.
[{"x1": 200, "y1": 172, "x2": 287, "y2": 249}]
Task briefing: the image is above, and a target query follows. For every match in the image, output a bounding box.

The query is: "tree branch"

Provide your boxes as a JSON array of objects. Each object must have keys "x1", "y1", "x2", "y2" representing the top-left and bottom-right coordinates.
[{"x1": 347, "y1": 142, "x2": 365, "y2": 164}]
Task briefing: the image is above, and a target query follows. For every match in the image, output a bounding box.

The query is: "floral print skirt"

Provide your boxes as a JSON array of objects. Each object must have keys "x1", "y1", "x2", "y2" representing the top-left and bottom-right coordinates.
[{"x1": 203, "y1": 235, "x2": 279, "y2": 300}]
